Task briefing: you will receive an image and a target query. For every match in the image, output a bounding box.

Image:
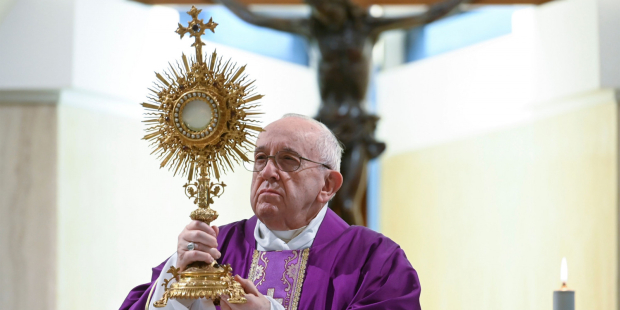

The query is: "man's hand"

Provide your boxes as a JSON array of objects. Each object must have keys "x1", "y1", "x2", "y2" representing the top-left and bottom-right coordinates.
[
  {"x1": 176, "y1": 220, "x2": 221, "y2": 271},
  {"x1": 220, "y1": 275, "x2": 271, "y2": 310}
]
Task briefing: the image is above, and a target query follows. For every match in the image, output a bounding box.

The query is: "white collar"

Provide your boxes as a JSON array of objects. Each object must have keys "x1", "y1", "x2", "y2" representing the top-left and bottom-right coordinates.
[
  {"x1": 254, "y1": 205, "x2": 328, "y2": 251},
  {"x1": 270, "y1": 226, "x2": 307, "y2": 243}
]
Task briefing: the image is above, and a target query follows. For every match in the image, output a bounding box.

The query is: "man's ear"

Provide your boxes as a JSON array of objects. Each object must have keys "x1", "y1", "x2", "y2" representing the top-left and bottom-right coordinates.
[{"x1": 318, "y1": 170, "x2": 343, "y2": 203}]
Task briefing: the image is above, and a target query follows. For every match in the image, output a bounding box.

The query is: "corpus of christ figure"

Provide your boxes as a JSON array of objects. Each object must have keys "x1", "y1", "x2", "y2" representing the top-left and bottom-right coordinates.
[{"x1": 217, "y1": 0, "x2": 467, "y2": 226}]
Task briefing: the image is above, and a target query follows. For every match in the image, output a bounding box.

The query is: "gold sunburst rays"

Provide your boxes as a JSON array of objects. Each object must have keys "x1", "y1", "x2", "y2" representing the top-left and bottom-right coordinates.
[
  {"x1": 142, "y1": 52, "x2": 264, "y2": 181},
  {"x1": 141, "y1": 6, "x2": 264, "y2": 185}
]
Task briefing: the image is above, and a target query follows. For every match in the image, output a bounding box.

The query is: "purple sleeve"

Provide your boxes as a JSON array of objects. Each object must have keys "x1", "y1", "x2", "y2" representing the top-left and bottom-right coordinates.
[
  {"x1": 119, "y1": 259, "x2": 167, "y2": 310},
  {"x1": 348, "y1": 245, "x2": 421, "y2": 309}
]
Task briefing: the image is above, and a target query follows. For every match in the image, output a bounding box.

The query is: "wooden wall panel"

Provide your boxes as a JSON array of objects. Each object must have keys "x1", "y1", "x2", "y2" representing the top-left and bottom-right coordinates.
[{"x1": 0, "y1": 103, "x2": 57, "y2": 310}]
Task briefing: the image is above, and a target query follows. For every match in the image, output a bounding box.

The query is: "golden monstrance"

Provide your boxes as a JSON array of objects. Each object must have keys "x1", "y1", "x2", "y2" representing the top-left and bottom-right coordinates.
[{"x1": 141, "y1": 6, "x2": 263, "y2": 307}]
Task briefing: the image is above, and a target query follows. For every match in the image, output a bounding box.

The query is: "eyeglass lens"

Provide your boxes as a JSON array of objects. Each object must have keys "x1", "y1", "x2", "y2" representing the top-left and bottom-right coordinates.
[{"x1": 244, "y1": 151, "x2": 302, "y2": 172}]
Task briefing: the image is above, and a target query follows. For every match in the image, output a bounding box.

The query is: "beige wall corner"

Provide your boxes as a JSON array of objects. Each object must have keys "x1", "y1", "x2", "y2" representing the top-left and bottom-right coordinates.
[
  {"x1": 0, "y1": 98, "x2": 58, "y2": 309},
  {"x1": 381, "y1": 98, "x2": 618, "y2": 310}
]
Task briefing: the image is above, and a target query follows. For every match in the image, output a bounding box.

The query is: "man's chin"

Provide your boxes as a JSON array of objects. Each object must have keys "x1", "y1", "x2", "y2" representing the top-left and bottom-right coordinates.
[{"x1": 254, "y1": 203, "x2": 281, "y2": 219}]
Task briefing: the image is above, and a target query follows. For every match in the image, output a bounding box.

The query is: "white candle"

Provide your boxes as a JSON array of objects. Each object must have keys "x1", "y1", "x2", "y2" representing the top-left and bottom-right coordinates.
[{"x1": 553, "y1": 257, "x2": 575, "y2": 310}]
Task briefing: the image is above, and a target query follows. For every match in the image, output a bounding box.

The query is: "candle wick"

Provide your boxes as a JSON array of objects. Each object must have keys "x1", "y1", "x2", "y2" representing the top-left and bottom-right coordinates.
[{"x1": 560, "y1": 282, "x2": 569, "y2": 291}]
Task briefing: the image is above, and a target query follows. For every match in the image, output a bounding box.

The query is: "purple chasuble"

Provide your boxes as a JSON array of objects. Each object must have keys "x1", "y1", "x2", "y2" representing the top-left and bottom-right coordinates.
[{"x1": 120, "y1": 209, "x2": 421, "y2": 310}]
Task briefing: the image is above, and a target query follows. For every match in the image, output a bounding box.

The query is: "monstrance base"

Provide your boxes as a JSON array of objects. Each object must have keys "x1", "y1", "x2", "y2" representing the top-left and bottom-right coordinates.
[{"x1": 153, "y1": 261, "x2": 247, "y2": 307}]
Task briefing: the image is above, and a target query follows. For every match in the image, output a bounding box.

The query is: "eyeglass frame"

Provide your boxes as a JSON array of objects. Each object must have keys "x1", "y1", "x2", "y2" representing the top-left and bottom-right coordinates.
[{"x1": 244, "y1": 150, "x2": 332, "y2": 172}]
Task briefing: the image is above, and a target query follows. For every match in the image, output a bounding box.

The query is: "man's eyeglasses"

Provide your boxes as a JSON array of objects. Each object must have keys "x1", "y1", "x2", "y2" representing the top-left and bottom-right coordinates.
[{"x1": 243, "y1": 150, "x2": 331, "y2": 172}]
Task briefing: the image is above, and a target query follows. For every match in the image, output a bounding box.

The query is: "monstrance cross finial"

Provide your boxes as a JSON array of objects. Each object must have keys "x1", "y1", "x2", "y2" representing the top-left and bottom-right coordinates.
[{"x1": 176, "y1": 6, "x2": 218, "y2": 64}]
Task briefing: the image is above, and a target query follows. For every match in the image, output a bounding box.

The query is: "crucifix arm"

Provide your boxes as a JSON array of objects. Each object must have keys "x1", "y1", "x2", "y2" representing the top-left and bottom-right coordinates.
[
  {"x1": 369, "y1": 0, "x2": 468, "y2": 35},
  {"x1": 216, "y1": 0, "x2": 311, "y2": 37}
]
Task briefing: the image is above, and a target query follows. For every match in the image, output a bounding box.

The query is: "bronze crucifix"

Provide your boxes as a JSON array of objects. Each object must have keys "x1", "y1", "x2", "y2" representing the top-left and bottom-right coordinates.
[{"x1": 216, "y1": 0, "x2": 469, "y2": 225}]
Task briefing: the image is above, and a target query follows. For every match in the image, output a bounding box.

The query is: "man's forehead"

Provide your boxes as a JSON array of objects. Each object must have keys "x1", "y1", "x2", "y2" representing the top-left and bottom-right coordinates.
[
  {"x1": 254, "y1": 145, "x2": 300, "y2": 154},
  {"x1": 255, "y1": 130, "x2": 313, "y2": 152},
  {"x1": 255, "y1": 118, "x2": 320, "y2": 154}
]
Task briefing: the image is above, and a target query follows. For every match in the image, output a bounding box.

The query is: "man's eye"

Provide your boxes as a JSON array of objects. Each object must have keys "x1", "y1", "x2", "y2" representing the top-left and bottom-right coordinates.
[
  {"x1": 255, "y1": 154, "x2": 267, "y2": 161},
  {"x1": 285, "y1": 158, "x2": 299, "y2": 164}
]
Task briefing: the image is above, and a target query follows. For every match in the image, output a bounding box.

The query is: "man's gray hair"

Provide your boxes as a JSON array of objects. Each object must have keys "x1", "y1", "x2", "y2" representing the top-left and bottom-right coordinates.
[{"x1": 281, "y1": 113, "x2": 343, "y2": 172}]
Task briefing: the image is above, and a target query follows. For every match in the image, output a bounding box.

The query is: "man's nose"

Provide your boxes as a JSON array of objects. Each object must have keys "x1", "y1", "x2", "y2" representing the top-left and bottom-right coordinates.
[{"x1": 259, "y1": 157, "x2": 280, "y2": 180}]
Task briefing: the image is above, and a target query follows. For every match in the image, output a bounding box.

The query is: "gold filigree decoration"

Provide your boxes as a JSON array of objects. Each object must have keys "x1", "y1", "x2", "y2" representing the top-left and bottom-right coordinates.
[
  {"x1": 248, "y1": 250, "x2": 260, "y2": 281},
  {"x1": 247, "y1": 250, "x2": 268, "y2": 285},
  {"x1": 281, "y1": 250, "x2": 299, "y2": 305},
  {"x1": 257, "y1": 252, "x2": 269, "y2": 286},
  {"x1": 290, "y1": 249, "x2": 310, "y2": 310}
]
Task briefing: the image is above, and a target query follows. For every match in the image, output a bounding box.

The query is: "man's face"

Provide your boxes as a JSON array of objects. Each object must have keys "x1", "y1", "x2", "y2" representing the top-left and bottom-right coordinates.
[{"x1": 249, "y1": 118, "x2": 328, "y2": 230}]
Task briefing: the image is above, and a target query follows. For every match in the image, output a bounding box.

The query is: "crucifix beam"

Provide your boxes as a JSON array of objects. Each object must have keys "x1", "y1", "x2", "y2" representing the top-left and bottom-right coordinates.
[{"x1": 133, "y1": 0, "x2": 553, "y2": 6}]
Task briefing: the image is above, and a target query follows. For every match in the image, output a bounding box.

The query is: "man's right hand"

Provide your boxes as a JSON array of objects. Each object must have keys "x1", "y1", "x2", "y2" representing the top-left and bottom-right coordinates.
[{"x1": 177, "y1": 220, "x2": 221, "y2": 271}]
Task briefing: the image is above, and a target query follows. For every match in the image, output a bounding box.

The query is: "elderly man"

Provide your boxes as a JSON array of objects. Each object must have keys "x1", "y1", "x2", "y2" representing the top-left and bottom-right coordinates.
[{"x1": 121, "y1": 114, "x2": 421, "y2": 310}]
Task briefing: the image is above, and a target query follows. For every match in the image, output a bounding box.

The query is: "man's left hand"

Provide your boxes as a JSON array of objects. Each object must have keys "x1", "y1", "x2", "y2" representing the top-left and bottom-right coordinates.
[{"x1": 220, "y1": 275, "x2": 271, "y2": 310}]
